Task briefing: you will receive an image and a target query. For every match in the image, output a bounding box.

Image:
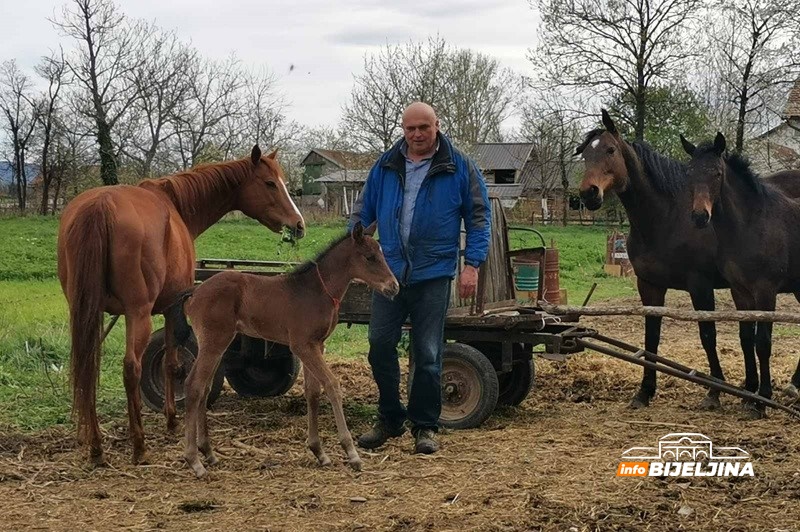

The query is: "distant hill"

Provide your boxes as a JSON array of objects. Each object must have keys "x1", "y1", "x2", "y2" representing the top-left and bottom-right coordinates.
[{"x1": 0, "y1": 161, "x2": 40, "y2": 186}]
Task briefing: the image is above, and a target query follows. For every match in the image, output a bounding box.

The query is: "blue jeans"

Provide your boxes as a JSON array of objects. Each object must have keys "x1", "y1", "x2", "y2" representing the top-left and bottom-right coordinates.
[{"x1": 367, "y1": 277, "x2": 450, "y2": 433}]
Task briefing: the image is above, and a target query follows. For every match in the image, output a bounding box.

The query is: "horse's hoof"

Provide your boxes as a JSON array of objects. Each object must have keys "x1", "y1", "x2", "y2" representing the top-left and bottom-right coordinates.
[
  {"x1": 349, "y1": 458, "x2": 363, "y2": 472},
  {"x1": 166, "y1": 417, "x2": 179, "y2": 434},
  {"x1": 89, "y1": 451, "x2": 107, "y2": 468},
  {"x1": 700, "y1": 395, "x2": 721, "y2": 411},
  {"x1": 192, "y1": 464, "x2": 208, "y2": 479},
  {"x1": 206, "y1": 455, "x2": 219, "y2": 467},
  {"x1": 318, "y1": 455, "x2": 332, "y2": 467},
  {"x1": 783, "y1": 384, "x2": 799, "y2": 398},
  {"x1": 628, "y1": 395, "x2": 650, "y2": 409},
  {"x1": 132, "y1": 451, "x2": 150, "y2": 466},
  {"x1": 741, "y1": 402, "x2": 766, "y2": 420}
]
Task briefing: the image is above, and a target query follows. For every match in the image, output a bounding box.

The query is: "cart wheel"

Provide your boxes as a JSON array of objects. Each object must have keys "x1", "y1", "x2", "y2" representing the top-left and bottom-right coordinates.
[
  {"x1": 224, "y1": 336, "x2": 301, "y2": 397},
  {"x1": 140, "y1": 328, "x2": 225, "y2": 413},
  {"x1": 466, "y1": 342, "x2": 534, "y2": 406},
  {"x1": 497, "y1": 359, "x2": 535, "y2": 406},
  {"x1": 438, "y1": 343, "x2": 499, "y2": 429}
]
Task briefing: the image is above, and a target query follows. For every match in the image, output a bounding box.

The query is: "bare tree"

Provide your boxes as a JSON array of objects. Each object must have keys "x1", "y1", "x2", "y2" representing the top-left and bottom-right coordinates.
[
  {"x1": 32, "y1": 51, "x2": 68, "y2": 213},
  {"x1": 342, "y1": 36, "x2": 518, "y2": 151},
  {"x1": 0, "y1": 60, "x2": 40, "y2": 211},
  {"x1": 122, "y1": 27, "x2": 195, "y2": 178},
  {"x1": 530, "y1": 0, "x2": 701, "y2": 141},
  {"x1": 706, "y1": 0, "x2": 800, "y2": 153},
  {"x1": 172, "y1": 55, "x2": 245, "y2": 169},
  {"x1": 52, "y1": 0, "x2": 146, "y2": 185},
  {"x1": 520, "y1": 95, "x2": 585, "y2": 225}
]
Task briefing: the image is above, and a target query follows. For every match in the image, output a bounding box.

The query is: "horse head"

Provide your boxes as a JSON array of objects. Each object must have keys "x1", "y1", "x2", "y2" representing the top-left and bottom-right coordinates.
[
  {"x1": 235, "y1": 145, "x2": 306, "y2": 240},
  {"x1": 681, "y1": 132, "x2": 726, "y2": 229},
  {"x1": 347, "y1": 221, "x2": 399, "y2": 299},
  {"x1": 576, "y1": 109, "x2": 629, "y2": 210}
]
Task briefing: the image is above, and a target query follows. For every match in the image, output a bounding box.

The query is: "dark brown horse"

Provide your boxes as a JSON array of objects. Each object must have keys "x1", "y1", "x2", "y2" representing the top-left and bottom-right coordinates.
[
  {"x1": 576, "y1": 110, "x2": 800, "y2": 410},
  {"x1": 169, "y1": 222, "x2": 399, "y2": 478},
  {"x1": 58, "y1": 146, "x2": 305, "y2": 465},
  {"x1": 682, "y1": 132, "x2": 800, "y2": 416}
]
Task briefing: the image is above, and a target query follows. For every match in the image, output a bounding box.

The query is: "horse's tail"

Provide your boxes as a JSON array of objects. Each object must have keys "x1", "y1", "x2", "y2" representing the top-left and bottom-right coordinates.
[
  {"x1": 65, "y1": 197, "x2": 112, "y2": 442},
  {"x1": 166, "y1": 288, "x2": 195, "y2": 347}
]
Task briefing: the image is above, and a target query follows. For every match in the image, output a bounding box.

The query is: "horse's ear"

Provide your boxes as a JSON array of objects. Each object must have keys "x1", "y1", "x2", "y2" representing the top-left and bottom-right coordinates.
[
  {"x1": 713, "y1": 132, "x2": 726, "y2": 155},
  {"x1": 267, "y1": 148, "x2": 278, "y2": 160},
  {"x1": 601, "y1": 109, "x2": 617, "y2": 135},
  {"x1": 364, "y1": 221, "x2": 377, "y2": 237},
  {"x1": 680, "y1": 134, "x2": 696, "y2": 156},
  {"x1": 251, "y1": 145, "x2": 262, "y2": 165},
  {"x1": 351, "y1": 221, "x2": 364, "y2": 242}
]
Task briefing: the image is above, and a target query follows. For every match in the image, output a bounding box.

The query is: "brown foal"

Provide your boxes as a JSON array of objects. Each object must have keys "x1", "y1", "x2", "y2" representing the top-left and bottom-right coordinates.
[{"x1": 169, "y1": 222, "x2": 399, "y2": 477}]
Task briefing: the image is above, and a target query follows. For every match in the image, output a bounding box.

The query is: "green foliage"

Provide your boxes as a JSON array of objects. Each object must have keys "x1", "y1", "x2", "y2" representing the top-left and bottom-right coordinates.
[
  {"x1": 0, "y1": 217, "x2": 634, "y2": 431},
  {"x1": 609, "y1": 84, "x2": 714, "y2": 160}
]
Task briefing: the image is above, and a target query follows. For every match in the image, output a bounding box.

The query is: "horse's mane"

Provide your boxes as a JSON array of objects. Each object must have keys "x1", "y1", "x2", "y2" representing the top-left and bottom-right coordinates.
[
  {"x1": 628, "y1": 142, "x2": 687, "y2": 197},
  {"x1": 286, "y1": 232, "x2": 352, "y2": 287},
  {"x1": 141, "y1": 159, "x2": 251, "y2": 217},
  {"x1": 694, "y1": 141, "x2": 767, "y2": 196}
]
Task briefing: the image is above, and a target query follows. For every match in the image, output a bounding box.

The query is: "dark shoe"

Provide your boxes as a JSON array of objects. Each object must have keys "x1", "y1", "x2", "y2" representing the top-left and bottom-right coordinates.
[
  {"x1": 357, "y1": 421, "x2": 406, "y2": 449},
  {"x1": 413, "y1": 429, "x2": 439, "y2": 454}
]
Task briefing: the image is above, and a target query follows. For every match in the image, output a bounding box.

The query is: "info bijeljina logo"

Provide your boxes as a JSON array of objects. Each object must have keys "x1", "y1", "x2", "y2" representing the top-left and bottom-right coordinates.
[{"x1": 617, "y1": 433, "x2": 754, "y2": 477}]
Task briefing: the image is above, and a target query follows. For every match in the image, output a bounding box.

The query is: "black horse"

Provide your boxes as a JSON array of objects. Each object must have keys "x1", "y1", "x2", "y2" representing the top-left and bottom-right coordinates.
[
  {"x1": 577, "y1": 110, "x2": 800, "y2": 410},
  {"x1": 682, "y1": 132, "x2": 800, "y2": 416}
]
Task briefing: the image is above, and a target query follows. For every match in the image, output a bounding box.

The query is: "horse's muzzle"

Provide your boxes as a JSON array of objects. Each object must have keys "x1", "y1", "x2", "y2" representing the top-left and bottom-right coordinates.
[
  {"x1": 580, "y1": 186, "x2": 603, "y2": 211},
  {"x1": 691, "y1": 209, "x2": 711, "y2": 229},
  {"x1": 380, "y1": 280, "x2": 400, "y2": 300}
]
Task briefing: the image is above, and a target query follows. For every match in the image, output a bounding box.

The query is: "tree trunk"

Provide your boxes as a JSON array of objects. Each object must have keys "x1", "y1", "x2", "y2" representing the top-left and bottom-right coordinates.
[{"x1": 96, "y1": 118, "x2": 118, "y2": 185}]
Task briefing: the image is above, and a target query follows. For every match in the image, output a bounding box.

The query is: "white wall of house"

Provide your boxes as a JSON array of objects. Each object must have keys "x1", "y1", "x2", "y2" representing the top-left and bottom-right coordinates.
[{"x1": 749, "y1": 118, "x2": 800, "y2": 174}]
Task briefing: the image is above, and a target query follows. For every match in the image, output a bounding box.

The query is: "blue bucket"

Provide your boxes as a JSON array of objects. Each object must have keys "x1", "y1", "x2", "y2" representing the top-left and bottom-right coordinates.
[{"x1": 512, "y1": 258, "x2": 539, "y2": 305}]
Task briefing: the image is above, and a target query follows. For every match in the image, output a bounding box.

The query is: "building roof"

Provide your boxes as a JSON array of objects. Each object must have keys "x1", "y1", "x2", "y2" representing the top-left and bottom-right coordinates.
[
  {"x1": 314, "y1": 169, "x2": 369, "y2": 183},
  {"x1": 472, "y1": 143, "x2": 534, "y2": 171},
  {"x1": 300, "y1": 149, "x2": 376, "y2": 170},
  {"x1": 785, "y1": 78, "x2": 800, "y2": 119}
]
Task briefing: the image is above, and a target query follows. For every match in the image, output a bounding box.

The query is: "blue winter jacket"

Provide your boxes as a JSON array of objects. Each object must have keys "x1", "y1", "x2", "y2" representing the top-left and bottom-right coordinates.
[{"x1": 349, "y1": 133, "x2": 491, "y2": 285}]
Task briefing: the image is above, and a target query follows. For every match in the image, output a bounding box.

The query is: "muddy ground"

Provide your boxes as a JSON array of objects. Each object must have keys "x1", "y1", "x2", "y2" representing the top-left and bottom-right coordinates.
[{"x1": 2, "y1": 292, "x2": 800, "y2": 531}]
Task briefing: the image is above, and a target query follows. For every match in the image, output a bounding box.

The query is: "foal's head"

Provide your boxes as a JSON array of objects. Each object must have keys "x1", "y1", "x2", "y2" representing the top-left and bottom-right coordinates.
[
  {"x1": 235, "y1": 145, "x2": 306, "y2": 240},
  {"x1": 680, "y1": 132, "x2": 726, "y2": 229},
  {"x1": 345, "y1": 222, "x2": 400, "y2": 299},
  {"x1": 576, "y1": 109, "x2": 629, "y2": 210}
]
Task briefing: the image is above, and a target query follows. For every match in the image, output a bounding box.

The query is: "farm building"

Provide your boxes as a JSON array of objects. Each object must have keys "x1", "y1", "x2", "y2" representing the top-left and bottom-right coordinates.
[
  {"x1": 749, "y1": 79, "x2": 800, "y2": 173},
  {"x1": 303, "y1": 142, "x2": 569, "y2": 220},
  {"x1": 298, "y1": 149, "x2": 376, "y2": 196}
]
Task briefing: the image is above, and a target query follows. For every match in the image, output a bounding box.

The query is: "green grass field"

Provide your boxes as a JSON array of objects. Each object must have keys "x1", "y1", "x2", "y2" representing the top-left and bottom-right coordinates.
[{"x1": 0, "y1": 215, "x2": 635, "y2": 430}]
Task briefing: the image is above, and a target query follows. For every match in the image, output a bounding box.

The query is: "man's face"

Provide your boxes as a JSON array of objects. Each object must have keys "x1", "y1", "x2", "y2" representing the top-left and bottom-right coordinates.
[{"x1": 402, "y1": 111, "x2": 439, "y2": 157}]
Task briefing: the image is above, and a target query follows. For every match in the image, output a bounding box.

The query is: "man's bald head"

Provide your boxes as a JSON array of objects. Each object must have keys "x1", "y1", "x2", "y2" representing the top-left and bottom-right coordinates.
[{"x1": 401, "y1": 102, "x2": 439, "y2": 161}]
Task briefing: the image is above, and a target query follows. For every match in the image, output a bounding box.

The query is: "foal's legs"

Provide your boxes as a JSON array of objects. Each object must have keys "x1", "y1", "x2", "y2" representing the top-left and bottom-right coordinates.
[
  {"x1": 303, "y1": 365, "x2": 332, "y2": 467},
  {"x1": 752, "y1": 290, "x2": 777, "y2": 416},
  {"x1": 123, "y1": 307, "x2": 153, "y2": 464},
  {"x1": 296, "y1": 342, "x2": 361, "y2": 471},
  {"x1": 689, "y1": 284, "x2": 724, "y2": 410},
  {"x1": 631, "y1": 278, "x2": 666, "y2": 408},
  {"x1": 184, "y1": 329, "x2": 233, "y2": 478}
]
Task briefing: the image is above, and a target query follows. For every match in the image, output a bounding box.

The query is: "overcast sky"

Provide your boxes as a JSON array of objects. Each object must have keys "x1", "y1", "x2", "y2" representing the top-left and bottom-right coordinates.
[{"x1": 0, "y1": 0, "x2": 540, "y2": 131}]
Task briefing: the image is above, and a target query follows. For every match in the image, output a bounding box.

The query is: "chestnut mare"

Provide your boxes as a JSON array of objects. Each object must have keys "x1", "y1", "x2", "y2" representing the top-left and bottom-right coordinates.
[
  {"x1": 576, "y1": 110, "x2": 800, "y2": 411},
  {"x1": 58, "y1": 146, "x2": 305, "y2": 465},
  {"x1": 168, "y1": 222, "x2": 399, "y2": 478},
  {"x1": 682, "y1": 132, "x2": 800, "y2": 417}
]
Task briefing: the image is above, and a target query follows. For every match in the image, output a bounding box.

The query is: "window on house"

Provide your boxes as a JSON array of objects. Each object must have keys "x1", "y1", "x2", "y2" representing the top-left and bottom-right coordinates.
[{"x1": 494, "y1": 169, "x2": 515, "y2": 184}]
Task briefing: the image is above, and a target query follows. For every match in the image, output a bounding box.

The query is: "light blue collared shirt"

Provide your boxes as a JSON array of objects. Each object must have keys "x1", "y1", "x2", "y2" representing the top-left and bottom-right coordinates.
[{"x1": 399, "y1": 141, "x2": 438, "y2": 248}]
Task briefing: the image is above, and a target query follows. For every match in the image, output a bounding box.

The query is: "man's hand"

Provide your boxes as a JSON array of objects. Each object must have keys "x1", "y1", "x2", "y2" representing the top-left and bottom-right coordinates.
[{"x1": 459, "y1": 264, "x2": 479, "y2": 299}]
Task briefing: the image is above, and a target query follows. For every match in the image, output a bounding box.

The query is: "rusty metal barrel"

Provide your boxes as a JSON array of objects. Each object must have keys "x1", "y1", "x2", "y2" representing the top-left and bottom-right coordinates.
[{"x1": 542, "y1": 244, "x2": 561, "y2": 305}]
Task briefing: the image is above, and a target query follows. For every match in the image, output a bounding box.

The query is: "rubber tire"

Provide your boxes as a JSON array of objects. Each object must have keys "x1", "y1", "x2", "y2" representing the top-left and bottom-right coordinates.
[
  {"x1": 140, "y1": 327, "x2": 225, "y2": 413},
  {"x1": 497, "y1": 359, "x2": 535, "y2": 406},
  {"x1": 436, "y1": 342, "x2": 499, "y2": 430},
  {"x1": 466, "y1": 342, "x2": 534, "y2": 406},
  {"x1": 223, "y1": 336, "x2": 301, "y2": 397}
]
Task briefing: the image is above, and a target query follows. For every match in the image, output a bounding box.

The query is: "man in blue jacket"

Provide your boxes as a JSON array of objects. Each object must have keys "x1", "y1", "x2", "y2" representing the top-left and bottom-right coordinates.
[{"x1": 349, "y1": 102, "x2": 491, "y2": 454}]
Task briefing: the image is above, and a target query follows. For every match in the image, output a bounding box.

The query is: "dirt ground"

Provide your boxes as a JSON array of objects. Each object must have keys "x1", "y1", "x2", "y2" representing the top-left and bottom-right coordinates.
[{"x1": 3, "y1": 292, "x2": 800, "y2": 531}]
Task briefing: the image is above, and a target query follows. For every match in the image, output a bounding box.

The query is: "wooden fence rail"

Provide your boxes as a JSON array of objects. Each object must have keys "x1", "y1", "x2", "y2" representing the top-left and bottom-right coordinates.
[{"x1": 540, "y1": 302, "x2": 800, "y2": 325}]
